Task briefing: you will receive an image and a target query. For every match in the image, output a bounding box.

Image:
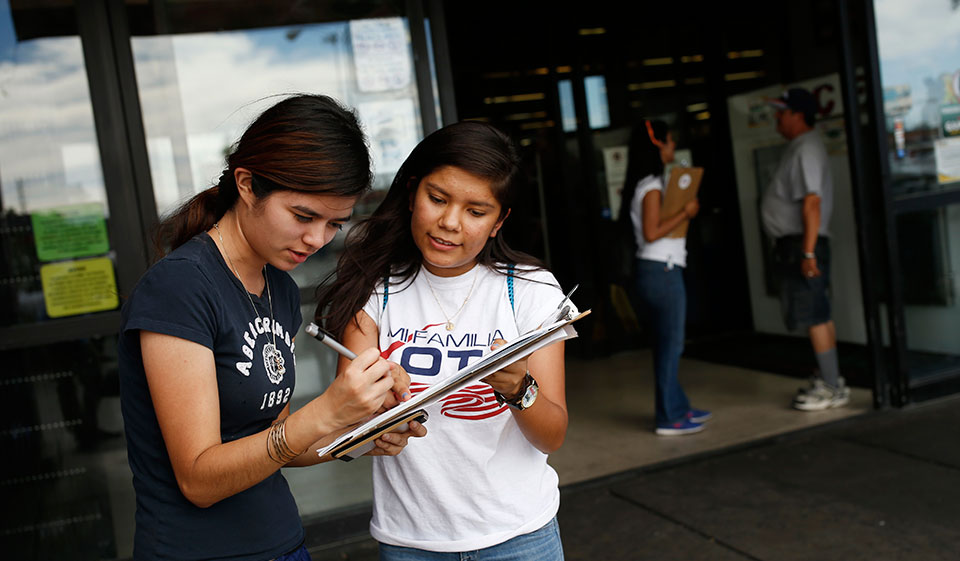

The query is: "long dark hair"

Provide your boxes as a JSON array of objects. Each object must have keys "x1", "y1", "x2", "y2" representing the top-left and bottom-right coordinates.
[
  {"x1": 617, "y1": 119, "x2": 668, "y2": 229},
  {"x1": 316, "y1": 121, "x2": 543, "y2": 338},
  {"x1": 152, "y1": 94, "x2": 372, "y2": 258}
]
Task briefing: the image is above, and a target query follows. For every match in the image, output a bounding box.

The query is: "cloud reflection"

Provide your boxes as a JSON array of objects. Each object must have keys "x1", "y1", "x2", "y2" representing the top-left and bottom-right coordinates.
[{"x1": 1, "y1": 17, "x2": 422, "y2": 217}]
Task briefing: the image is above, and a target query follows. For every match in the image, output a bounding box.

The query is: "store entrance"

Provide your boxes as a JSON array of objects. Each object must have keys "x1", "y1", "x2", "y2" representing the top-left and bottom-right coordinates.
[
  {"x1": 437, "y1": 2, "x2": 899, "y2": 472},
  {"x1": 442, "y1": 1, "x2": 875, "y2": 382}
]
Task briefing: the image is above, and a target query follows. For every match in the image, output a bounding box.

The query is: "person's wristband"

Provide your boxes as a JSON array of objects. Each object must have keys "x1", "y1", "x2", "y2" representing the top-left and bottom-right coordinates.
[{"x1": 802, "y1": 252, "x2": 816, "y2": 260}]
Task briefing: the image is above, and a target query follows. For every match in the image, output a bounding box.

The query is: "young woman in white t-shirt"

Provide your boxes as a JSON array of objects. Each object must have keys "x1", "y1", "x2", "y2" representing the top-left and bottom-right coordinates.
[
  {"x1": 619, "y1": 119, "x2": 710, "y2": 436},
  {"x1": 316, "y1": 121, "x2": 573, "y2": 560}
]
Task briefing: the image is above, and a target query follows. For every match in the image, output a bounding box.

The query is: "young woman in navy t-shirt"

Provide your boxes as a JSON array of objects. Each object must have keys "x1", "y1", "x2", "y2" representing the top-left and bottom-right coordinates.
[{"x1": 118, "y1": 95, "x2": 424, "y2": 561}]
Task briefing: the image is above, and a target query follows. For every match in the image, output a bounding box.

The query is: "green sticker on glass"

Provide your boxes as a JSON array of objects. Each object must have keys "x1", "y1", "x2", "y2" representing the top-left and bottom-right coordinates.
[
  {"x1": 31, "y1": 202, "x2": 109, "y2": 262},
  {"x1": 942, "y1": 104, "x2": 960, "y2": 137}
]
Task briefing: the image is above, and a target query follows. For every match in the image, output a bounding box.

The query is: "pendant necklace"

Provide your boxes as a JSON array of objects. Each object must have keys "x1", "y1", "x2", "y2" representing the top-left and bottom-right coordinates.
[
  {"x1": 423, "y1": 266, "x2": 478, "y2": 331},
  {"x1": 214, "y1": 222, "x2": 285, "y2": 380}
]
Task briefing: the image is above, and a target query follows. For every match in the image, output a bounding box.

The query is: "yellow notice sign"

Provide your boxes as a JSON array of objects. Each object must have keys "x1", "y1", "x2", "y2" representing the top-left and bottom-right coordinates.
[{"x1": 40, "y1": 257, "x2": 119, "y2": 318}]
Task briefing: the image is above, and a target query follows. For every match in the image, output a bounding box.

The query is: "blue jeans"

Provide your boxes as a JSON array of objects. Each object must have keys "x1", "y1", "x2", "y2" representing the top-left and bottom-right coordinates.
[
  {"x1": 634, "y1": 259, "x2": 691, "y2": 425},
  {"x1": 275, "y1": 544, "x2": 311, "y2": 561},
  {"x1": 379, "y1": 517, "x2": 563, "y2": 561}
]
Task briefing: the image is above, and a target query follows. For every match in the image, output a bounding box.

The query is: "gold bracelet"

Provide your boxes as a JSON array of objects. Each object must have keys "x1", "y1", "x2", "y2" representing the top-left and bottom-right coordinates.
[
  {"x1": 266, "y1": 418, "x2": 301, "y2": 464},
  {"x1": 266, "y1": 422, "x2": 282, "y2": 463},
  {"x1": 276, "y1": 420, "x2": 299, "y2": 460}
]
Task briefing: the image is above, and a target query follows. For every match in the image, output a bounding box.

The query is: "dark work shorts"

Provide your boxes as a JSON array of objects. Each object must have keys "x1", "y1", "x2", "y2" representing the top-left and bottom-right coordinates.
[{"x1": 773, "y1": 235, "x2": 831, "y2": 331}]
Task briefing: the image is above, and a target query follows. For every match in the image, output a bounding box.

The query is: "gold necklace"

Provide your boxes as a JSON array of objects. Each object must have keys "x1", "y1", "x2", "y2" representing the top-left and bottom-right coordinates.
[
  {"x1": 423, "y1": 266, "x2": 479, "y2": 331},
  {"x1": 214, "y1": 222, "x2": 285, "y2": 380}
]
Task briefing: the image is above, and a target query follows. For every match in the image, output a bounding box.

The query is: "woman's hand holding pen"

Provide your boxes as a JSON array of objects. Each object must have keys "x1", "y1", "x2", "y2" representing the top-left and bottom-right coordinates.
[
  {"x1": 322, "y1": 347, "x2": 408, "y2": 428},
  {"x1": 481, "y1": 339, "x2": 528, "y2": 399},
  {"x1": 304, "y1": 322, "x2": 411, "y2": 414}
]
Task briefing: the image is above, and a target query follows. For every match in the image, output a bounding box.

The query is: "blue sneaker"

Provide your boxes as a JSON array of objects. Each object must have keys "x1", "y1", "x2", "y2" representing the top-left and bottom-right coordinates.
[
  {"x1": 687, "y1": 408, "x2": 712, "y2": 423},
  {"x1": 655, "y1": 418, "x2": 704, "y2": 436}
]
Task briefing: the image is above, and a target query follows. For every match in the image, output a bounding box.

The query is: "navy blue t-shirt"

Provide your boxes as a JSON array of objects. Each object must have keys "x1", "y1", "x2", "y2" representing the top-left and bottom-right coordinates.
[{"x1": 118, "y1": 233, "x2": 304, "y2": 561}]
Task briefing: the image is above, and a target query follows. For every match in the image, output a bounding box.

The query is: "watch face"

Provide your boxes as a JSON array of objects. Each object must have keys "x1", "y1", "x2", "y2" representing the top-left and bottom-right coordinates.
[{"x1": 520, "y1": 379, "x2": 539, "y2": 409}]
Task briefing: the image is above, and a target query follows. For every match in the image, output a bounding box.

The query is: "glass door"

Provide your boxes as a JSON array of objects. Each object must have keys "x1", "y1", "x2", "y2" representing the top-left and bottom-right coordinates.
[
  {"x1": 0, "y1": 1, "x2": 148, "y2": 558},
  {"x1": 870, "y1": 0, "x2": 960, "y2": 401}
]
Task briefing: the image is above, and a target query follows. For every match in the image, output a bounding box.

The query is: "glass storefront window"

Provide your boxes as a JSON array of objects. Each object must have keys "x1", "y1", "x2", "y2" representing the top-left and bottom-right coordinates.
[
  {"x1": 0, "y1": 0, "x2": 118, "y2": 327},
  {"x1": 874, "y1": 0, "x2": 960, "y2": 199},
  {"x1": 896, "y1": 202, "x2": 960, "y2": 371},
  {"x1": 130, "y1": 13, "x2": 427, "y2": 288},
  {"x1": 875, "y1": 0, "x2": 960, "y2": 383},
  {"x1": 584, "y1": 75, "x2": 610, "y2": 129},
  {"x1": 2, "y1": 333, "x2": 128, "y2": 559},
  {"x1": 558, "y1": 80, "x2": 577, "y2": 132}
]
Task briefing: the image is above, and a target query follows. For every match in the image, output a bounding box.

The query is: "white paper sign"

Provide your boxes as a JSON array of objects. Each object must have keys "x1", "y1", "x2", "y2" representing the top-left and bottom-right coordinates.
[
  {"x1": 934, "y1": 136, "x2": 960, "y2": 184},
  {"x1": 350, "y1": 18, "x2": 411, "y2": 92},
  {"x1": 602, "y1": 146, "x2": 628, "y2": 218},
  {"x1": 358, "y1": 99, "x2": 420, "y2": 176}
]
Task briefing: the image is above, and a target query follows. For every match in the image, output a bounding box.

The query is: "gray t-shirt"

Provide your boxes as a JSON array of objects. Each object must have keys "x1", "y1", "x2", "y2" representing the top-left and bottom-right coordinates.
[{"x1": 760, "y1": 130, "x2": 833, "y2": 239}]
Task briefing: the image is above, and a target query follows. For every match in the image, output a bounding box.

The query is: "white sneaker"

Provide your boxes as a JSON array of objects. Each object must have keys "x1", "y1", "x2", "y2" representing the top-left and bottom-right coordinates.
[{"x1": 792, "y1": 377, "x2": 850, "y2": 411}]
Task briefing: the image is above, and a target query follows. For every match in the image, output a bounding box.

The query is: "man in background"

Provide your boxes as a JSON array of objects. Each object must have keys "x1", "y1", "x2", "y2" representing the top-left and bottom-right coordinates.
[{"x1": 761, "y1": 87, "x2": 849, "y2": 411}]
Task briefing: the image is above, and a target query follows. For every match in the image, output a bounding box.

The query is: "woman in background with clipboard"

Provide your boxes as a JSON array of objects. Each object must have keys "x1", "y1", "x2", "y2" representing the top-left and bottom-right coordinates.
[{"x1": 620, "y1": 119, "x2": 711, "y2": 436}]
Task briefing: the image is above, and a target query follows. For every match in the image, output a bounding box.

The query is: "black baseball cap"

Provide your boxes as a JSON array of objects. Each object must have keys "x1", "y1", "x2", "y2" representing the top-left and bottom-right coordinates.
[{"x1": 768, "y1": 87, "x2": 817, "y2": 121}]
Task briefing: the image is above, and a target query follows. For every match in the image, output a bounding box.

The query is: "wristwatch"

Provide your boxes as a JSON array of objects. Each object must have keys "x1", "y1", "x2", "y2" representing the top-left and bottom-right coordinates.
[
  {"x1": 494, "y1": 372, "x2": 539, "y2": 410},
  {"x1": 802, "y1": 251, "x2": 817, "y2": 259}
]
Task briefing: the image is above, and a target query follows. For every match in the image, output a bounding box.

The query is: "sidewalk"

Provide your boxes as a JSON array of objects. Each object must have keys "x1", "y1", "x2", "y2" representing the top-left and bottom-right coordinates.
[{"x1": 311, "y1": 393, "x2": 960, "y2": 560}]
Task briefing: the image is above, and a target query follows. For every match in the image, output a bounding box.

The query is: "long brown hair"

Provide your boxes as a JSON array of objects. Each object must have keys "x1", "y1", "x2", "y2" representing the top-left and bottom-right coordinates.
[
  {"x1": 316, "y1": 121, "x2": 544, "y2": 338},
  {"x1": 618, "y1": 119, "x2": 668, "y2": 227},
  {"x1": 152, "y1": 94, "x2": 372, "y2": 258}
]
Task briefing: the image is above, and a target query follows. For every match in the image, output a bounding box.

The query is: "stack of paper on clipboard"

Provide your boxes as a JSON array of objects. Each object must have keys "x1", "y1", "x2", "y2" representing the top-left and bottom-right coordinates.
[{"x1": 317, "y1": 308, "x2": 591, "y2": 461}]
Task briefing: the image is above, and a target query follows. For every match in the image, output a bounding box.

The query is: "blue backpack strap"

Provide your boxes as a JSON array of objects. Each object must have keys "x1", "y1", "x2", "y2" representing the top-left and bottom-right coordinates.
[
  {"x1": 507, "y1": 264, "x2": 516, "y2": 314},
  {"x1": 382, "y1": 277, "x2": 389, "y2": 311}
]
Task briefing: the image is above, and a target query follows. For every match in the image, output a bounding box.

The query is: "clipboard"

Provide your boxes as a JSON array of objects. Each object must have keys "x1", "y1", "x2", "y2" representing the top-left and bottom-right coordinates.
[
  {"x1": 661, "y1": 166, "x2": 704, "y2": 238},
  {"x1": 329, "y1": 409, "x2": 429, "y2": 461},
  {"x1": 317, "y1": 308, "x2": 590, "y2": 461}
]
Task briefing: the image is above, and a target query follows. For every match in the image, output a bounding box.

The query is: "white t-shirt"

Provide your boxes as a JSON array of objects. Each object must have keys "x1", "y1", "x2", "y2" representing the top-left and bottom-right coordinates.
[
  {"x1": 361, "y1": 263, "x2": 575, "y2": 552},
  {"x1": 629, "y1": 174, "x2": 688, "y2": 267}
]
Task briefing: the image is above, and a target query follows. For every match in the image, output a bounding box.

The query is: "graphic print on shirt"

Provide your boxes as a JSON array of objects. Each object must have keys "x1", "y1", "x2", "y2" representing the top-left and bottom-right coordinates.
[
  {"x1": 263, "y1": 342, "x2": 285, "y2": 384},
  {"x1": 382, "y1": 321, "x2": 509, "y2": 420},
  {"x1": 236, "y1": 315, "x2": 296, "y2": 385}
]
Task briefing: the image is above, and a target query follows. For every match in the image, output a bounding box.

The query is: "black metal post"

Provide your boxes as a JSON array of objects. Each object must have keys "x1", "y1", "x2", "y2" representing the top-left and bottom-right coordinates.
[
  {"x1": 407, "y1": 0, "x2": 440, "y2": 135},
  {"x1": 835, "y1": 0, "x2": 888, "y2": 408},
  {"x1": 425, "y1": 0, "x2": 457, "y2": 125},
  {"x1": 860, "y1": 0, "x2": 910, "y2": 405}
]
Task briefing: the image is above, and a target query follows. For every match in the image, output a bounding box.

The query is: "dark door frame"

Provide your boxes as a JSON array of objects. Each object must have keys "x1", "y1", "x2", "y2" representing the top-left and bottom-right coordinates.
[
  {"x1": 834, "y1": 0, "x2": 890, "y2": 409},
  {"x1": 839, "y1": 0, "x2": 960, "y2": 406}
]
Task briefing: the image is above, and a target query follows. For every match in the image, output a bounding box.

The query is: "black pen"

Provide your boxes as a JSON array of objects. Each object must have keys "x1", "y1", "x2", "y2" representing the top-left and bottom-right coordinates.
[{"x1": 305, "y1": 322, "x2": 357, "y2": 360}]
